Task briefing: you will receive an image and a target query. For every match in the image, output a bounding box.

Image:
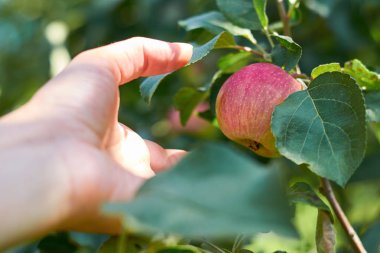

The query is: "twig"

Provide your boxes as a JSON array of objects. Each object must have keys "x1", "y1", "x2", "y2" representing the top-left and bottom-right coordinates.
[
  {"x1": 227, "y1": 45, "x2": 265, "y2": 58},
  {"x1": 276, "y1": 0, "x2": 291, "y2": 37},
  {"x1": 320, "y1": 178, "x2": 367, "y2": 253}
]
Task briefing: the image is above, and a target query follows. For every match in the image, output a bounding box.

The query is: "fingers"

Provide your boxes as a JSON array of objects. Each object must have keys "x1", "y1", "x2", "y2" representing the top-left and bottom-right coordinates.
[
  {"x1": 29, "y1": 38, "x2": 192, "y2": 141},
  {"x1": 144, "y1": 140, "x2": 187, "y2": 173},
  {"x1": 72, "y1": 37, "x2": 193, "y2": 84}
]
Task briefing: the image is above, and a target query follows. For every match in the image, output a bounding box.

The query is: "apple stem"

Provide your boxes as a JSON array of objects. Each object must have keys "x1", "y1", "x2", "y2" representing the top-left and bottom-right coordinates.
[
  {"x1": 276, "y1": 0, "x2": 291, "y2": 37},
  {"x1": 320, "y1": 178, "x2": 367, "y2": 253}
]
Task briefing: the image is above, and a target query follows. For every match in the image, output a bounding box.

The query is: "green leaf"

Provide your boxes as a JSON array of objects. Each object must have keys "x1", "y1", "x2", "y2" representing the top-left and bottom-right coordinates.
[
  {"x1": 179, "y1": 11, "x2": 255, "y2": 43},
  {"x1": 304, "y1": 0, "x2": 335, "y2": 17},
  {"x1": 173, "y1": 87, "x2": 209, "y2": 126},
  {"x1": 316, "y1": 210, "x2": 336, "y2": 253},
  {"x1": 362, "y1": 221, "x2": 380, "y2": 253},
  {"x1": 174, "y1": 71, "x2": 223, "y2": 126},
  {"x1": 140, "y1": 73, "x2": 171, "y2": 105},
  {"x1": 179, "y1": 12, "x2": 225, "y2": 34},
  {"x1": 365, "y1": 90, "x2": 380, "y2": 122},
  {"x1": 311, "y1": 63, "x2": 341, "y2": 79},
  {"x1": 253, "y1": 0, "x2": 268, "y2": 29},
  {"x1": 103, "y1": 143, "x2": 296, "y2": 239},
  {"x1": 37, "y1": 233, "x2": 78, "y2": 253},
  {"x1": 216, "y1": 0, "x2": 262, "y2": 30},
  {"x1": 140, "y1": 33, "x2": 234, "y2": 105},
  {"x1": 189, "y1": 32, "x2": 236, "y2": 65},
  {"x1": 271, "y1": 34, "x2": 302, "y2": 71},
  {"x1": 343, "y1": 59, "x2": 380, "y2": 90},
  {"x1": 272, "y1": 72, "x2": 366, "y2": 186},
  {"x1": 217, "y1": 52, "x2": 252, "y2": 74},
  {"x1": 349, "y1": 153, "x2": 380, "y2": 183},
  {"x1": 288, "y1": 182, "x2": 330, "y2": 212}
]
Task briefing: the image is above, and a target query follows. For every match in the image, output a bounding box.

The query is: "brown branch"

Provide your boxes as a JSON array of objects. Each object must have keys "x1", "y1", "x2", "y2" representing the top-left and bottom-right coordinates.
[
  {"x1": 276, "y1": 0, "x2": 291, "y2": 37},
  {"x1": 320, "y1": 178, "x2": 367, "y2": 253}
]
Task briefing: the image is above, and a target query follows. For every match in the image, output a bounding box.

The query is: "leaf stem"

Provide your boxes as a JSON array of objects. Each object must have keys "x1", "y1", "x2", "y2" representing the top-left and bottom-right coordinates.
[
  {"x1": 276, "y1": 0, "x2": 291, "y2": 36},
  {"x1": 264, "y1": 28, "x2": 275, "y2": 48},
  {"x1": 320, "y1": 178, "x2": 367, "y2": 253},
  {"x1": 287, "y1": 0, "x2": 300, "y2": 18}
]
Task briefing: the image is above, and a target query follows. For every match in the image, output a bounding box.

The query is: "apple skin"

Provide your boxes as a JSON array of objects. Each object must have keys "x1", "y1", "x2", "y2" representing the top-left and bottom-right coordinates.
[{"x1": 216, "y1": 63, "x2": 303, "y2": 157}]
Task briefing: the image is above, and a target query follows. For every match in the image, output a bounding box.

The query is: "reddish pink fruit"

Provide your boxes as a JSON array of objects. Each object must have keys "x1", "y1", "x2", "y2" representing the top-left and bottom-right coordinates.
[{"x1": 216, "y1": 63, "x2": 303, "y2": 157}]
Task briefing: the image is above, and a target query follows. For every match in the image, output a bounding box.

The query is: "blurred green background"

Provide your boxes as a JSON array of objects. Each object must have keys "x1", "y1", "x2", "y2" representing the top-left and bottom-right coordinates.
[
  {"x1": 1, "y1": 0, "x2": 380, "y2": 252},
  {"x1": 1, "y1": 0, "x2": 379, "y2": 151}
]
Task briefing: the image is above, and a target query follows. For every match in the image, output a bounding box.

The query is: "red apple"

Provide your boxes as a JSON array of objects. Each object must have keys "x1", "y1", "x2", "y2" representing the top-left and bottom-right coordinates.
[{"x1": 216, "y1": 63, "x2": 303, "y2": 157}]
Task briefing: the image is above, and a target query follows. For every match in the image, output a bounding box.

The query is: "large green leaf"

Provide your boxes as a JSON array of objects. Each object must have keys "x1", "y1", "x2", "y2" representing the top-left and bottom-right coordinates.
[
  {"x1": 103, "y1": 143, "x2": 296, "y2": 239},
  {"x1": 253, "y1": 0, "x2": 268, "y2": 29},
  {"x1": 343, "y1": 59, "x2": 380, "y2": 90},
  {"x1": 216, "y1": 0, "x2": 262, "y2": 30},
  {"x1": 271, "y1": 35, "x2": 302, "y2": 71},
  {"x1": 140, "y1": 33, "x2": 234, "y2": 104},
  {"x1": 272, "y1": 72, "x2": 366, "y2": 186},
  {"x1": 179, "y1": 11, "x2": 255, "y2": 42}
]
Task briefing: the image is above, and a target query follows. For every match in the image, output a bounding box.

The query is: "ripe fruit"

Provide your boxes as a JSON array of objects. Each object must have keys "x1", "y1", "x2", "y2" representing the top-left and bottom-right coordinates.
[{"x1": 216, "y1": 63, "x2": 303, "y2": 157}]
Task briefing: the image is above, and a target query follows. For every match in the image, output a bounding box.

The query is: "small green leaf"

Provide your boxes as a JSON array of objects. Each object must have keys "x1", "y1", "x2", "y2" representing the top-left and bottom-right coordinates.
[
  {"x1": 103, "y1": 143, "x2": 296, "y2": 239},
  {"x1": 271, "y1": 34, "x2": 302, "y2": 71},
  {"x1": 140, "y1": 33, "x2": 233, "y2": 105},
  {"x1": 216, "y1": 0, "x2": 262, "y2": 30},
  {"x1": 140, "y1": 73, "x2": 171, "y2": 104},
  {"x1": 365, "y1": 90, "x2": 380, "y2": 122},
  {"x1": 189, "y1": 32, "x2": 235, "y2": 65},
  {"x1": 272, "y1": 72, "x2": 366, "y2": 186},
  {"x1": 174, "y1": 71, "x2": 223, "y2": 126},
  {"x1": 217, "y1": 52, "x2": 252, "y2": 74},
  {"x1": 253, "y1": 0, "x2": 268, "y2": 29},
  {"x1": 316, "y1": 210, "x2": 336, "y2": 253},
  {"x1": 304, "y1": 0, "x2": 335, "y2": 17},
  {"x1": 173, "y1": 87, "x2": 209, "y2": 126},
  {"x1": 179, "y1": 11, "x2": 255, "y2": 43},
  {"x1": 343, "y1": 59, "x2": 380, "y2": 90},
  {"x1": 311, "y1": 63, "x2": 341, "y2": 79},
  {"x1": 288, "y1": 182, "x2": 330, "y2": 212}
]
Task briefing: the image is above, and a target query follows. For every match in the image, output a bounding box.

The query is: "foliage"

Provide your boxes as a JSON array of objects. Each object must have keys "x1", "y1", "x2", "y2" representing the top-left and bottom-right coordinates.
[{"x1": 1, "y1": 0, "x2": 380, "y2": 252}]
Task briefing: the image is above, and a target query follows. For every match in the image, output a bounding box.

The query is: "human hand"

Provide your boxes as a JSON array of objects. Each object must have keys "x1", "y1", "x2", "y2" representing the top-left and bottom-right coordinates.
[{"x1": 0, "y1": 37, "x2": 192, "y2": 249}]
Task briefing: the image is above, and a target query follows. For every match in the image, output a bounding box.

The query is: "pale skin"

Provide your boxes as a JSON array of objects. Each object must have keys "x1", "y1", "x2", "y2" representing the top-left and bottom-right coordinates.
[{"x1": 0, "y1": 37, "x2": 193, "y2": 250}]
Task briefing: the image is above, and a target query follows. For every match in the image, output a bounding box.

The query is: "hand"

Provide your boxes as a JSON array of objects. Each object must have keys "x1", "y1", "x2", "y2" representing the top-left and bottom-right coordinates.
[{"x1": 0, "y1": 37, "x2": 192, "y2": 249}]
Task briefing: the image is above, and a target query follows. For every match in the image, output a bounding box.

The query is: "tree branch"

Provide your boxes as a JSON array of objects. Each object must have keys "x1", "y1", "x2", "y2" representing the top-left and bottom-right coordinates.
[
  {"x1": 320, "y1": 178, "x2": 367, "y2": 253},
  {"x1": 276, "y1": 0, "x2": 291, "y2": 36}
]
